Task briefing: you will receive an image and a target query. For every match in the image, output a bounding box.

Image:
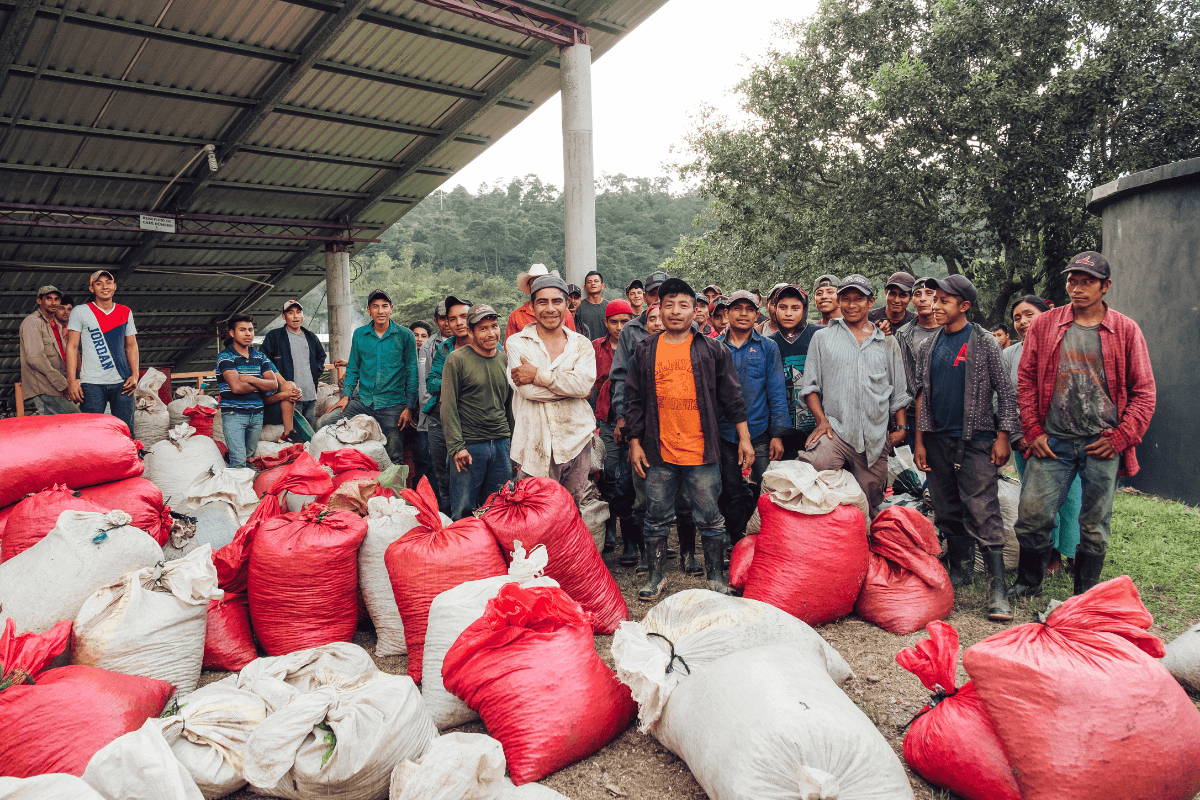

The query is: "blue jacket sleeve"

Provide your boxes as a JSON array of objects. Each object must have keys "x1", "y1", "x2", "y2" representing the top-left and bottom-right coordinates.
[{"x1": 764, "y1": 339, "x2": 790, "y2": 437}]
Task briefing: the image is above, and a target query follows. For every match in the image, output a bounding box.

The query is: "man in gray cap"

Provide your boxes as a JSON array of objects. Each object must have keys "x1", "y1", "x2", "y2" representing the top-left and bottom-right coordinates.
[
  {"x1": 506, "y1": 274, "x2": 597, "y2": 504},
  {"x1": 868, "y1": 271, "x2": 916, "y2": 334},
  {"x1": 19, "y1": 284, "x2": 77, "y2": 415},
  {"x1": 800, "y1": 274, "x2": 911, "y2": 513}
]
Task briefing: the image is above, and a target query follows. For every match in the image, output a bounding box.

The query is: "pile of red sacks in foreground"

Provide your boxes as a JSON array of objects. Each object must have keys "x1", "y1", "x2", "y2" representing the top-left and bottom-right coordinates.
[{"x1": 897, "y1": 577, "x2": 1200, "y2": 800}]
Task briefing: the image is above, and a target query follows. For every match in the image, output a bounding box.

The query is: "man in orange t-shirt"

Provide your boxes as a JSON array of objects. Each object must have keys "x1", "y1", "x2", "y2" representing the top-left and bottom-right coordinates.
[{"x1": 625, "y1": 278, "x2": 754, "y2": 601}]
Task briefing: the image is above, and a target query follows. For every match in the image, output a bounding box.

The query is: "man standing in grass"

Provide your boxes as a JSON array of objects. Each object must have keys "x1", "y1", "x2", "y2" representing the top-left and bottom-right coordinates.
[
  {"x1": 897, "y1": 277, "x2": 942, "y2": 448},
  {"x1": 216, "y1": 314, "x2": 280, "y2": 468},
  {"x1": 66, "y1": 269, "x2": 139, "y2": 431}
]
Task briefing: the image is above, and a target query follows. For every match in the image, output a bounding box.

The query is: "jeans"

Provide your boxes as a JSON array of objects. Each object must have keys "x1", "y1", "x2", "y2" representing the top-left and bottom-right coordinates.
[
  {"x1": 80, "y1": 382, "x2": 134, "y2": 433},
  {"x1": 923, "y1": 434, "x2": 1005, "y2": 549},
  {"x1": 643, "y1": 462, "x2": 725, "y2": 541},
  {"x1": 718, "y1": 434, "x2": 770, "y2": 541},
  {"x1": 344, "y1": 399, "x2": 406, "y2": 464},
  {"x1": 426, "y1": 419, "x2": 451, "y2": 514},
  {"x1": 448, "y1": 438, "x2": 512, "y2": 520},
  {"x1": 32, "y1": 394, "x2": 79, "y2": 415},
  {"x1": 598, "y1": 420, "x2": 635, "y2": 522},
  {"x1": 222, "y1": 410, "x2": 264, "y2": 468},
  {"x1": 1014, "y1": 450, "x2": 1080, "y2": 558},
  {"x1": 1014, "y1": 436, "x2": 1119, "y2": 558}
]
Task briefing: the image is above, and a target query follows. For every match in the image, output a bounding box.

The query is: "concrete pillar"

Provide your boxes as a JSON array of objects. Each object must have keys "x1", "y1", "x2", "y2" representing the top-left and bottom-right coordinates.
[
  {"x1": 561, "y1": 42, "x2": 596, "y2": 287},
  {"x1": 324, "y1": 242, "x2": 353, "y2": 363}
]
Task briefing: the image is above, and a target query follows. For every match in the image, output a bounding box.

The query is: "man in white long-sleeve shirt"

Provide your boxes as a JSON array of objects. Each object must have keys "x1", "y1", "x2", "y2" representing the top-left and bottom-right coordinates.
[{"x1": 507, "y1": 274, "x2": 598, "y2": 504}]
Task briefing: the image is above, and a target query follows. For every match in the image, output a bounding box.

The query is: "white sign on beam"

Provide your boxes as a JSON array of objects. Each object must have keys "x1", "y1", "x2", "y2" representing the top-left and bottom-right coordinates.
[{"x1": 138, "y1": 214, "x2": 176, "y2": 234}]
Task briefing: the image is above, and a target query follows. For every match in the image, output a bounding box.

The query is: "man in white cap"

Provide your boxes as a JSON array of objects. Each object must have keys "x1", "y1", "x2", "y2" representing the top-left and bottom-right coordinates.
[
  {"x1": 19, "y1": 284, "x2": 77, "y2": 415},
  {"x1": 65, "y1": 269, "x2": 139, "y2": 431},
  {"x1": 260, "y1": 299, "x2": 327, "y2": 435},
  {"x1": 506, "y1": 263, "x2": 578, "y2": 338}
]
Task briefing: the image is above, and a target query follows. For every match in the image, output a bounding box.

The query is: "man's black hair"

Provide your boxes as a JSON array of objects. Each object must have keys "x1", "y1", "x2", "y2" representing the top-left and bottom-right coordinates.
[
  {"x1": 226, "y1": 313, "x2": 254, "y2": 332},
  {"x1": 1011, "y1": 294, "x2": 1052, "y2": 313},
  {"x1": 992, "y1": 324, "x2": 1011, "y2": 335},
  {"x1": 58, "y1": 294, "x2": 74, "y2": 307},
  {"x1": 658, "y1": 277, "x2": 696, "y2": 303},
  {"x1": 410, "y1": 320, "x2": 433, "y2": 335},
  {"x1": 585, "y1": 270, "x2": 604, "y2": 282}
]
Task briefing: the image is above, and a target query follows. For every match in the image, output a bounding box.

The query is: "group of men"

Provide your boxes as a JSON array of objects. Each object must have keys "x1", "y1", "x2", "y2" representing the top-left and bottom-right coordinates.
[{"x1": 19, "y1": 251, "x2": 1155, "y2": 622}]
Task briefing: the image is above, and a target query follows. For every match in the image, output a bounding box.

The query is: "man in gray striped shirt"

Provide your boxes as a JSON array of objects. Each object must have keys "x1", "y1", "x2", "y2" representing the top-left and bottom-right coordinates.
[{"x1": 800, "y1": 274, "x2": 911, "y2": 514}]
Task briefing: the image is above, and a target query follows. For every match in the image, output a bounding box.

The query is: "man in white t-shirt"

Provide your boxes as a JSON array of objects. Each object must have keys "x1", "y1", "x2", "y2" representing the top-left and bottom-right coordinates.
[{"x1": 65, "y1": 269, "x2": 140, "y2": 432}]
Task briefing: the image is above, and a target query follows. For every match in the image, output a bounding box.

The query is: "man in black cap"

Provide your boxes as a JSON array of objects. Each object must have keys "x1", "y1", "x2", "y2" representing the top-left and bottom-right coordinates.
[
  {"x1": 19, "y1": 284, "x2": 76, "y2": 415},
  {"x1": 423, "y1": 295, "x2": 472, "y2": 512},
  {"x1": 811, "y1": 274, "x2": 842, "y2": 325},
  {"x1": 868, "y1": 271, "x2": 916, "y2": 334},
  {"x1": 260, "y1": 299, "x2": 327, "y2": 435},
  {"x1": 911, "y1": 274, "x2": 1018, "y2": 621}
]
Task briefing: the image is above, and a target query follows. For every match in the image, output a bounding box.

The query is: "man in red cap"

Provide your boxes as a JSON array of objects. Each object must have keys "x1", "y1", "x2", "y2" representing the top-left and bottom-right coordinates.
[{"x1": 591, "y1": 299, "x2": 639, "y2": 564}]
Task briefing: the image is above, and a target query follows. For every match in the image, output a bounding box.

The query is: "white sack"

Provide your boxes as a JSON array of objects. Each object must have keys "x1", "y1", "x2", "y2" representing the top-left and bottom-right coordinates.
[
  {"x1": 1163, "y1": 622, "x2": 1200, "y2": 693},
  {"x1": 760, "y1": 460, "x2": 870, "y2": 518},
  {"x1": 144, "y1": 424, "x2": 226, "y2": 507},
  {"x1": 72, "y1": 545, "x2": 222, "y2": 697},
  {"x1": 308, "y1": 414, "x2": 392, "y2": 470},
  {"x1": 0, "y1": 775, "x2": 105, "y2": 800},
  {"x1": 315, "y1": 384, "x2": 342, "y2": 418},
  {"x1": 259, "y1": 424, "x2": 287, "y2": 444},
  {"x1": 235, "y1": 641, "x2": 381, "y2": 713},
  {"x1": 0, "y1": 509, "x2": 162, "y2": 634},
  {"x1": 163, "y1": 676, "x2": 268, "y2": 799},
  {"x1": 611, "y1": 589, "x2": 852, "y2": 730},
  {"x1": 133, "y1": 368, "x2": 171, "y2": 449},
  {"x1": 388, "y1": 732, "x2": 568, "y2": 800},
  {"x1": 422, "y1": 543, "x2": 558, "y2": 729},
  {"x1": 163, "y1": 500, "x2": 240, "y2": 560},
  {"x1": 359, "y1": 496, "x2": 432, "y2": 657},
  {"x1": 82, "y1": 718, "x2": 203, "y2": 800},
  {"x1": 254, "y1": 439, "x2": 289, "y2": 459},
  {"x1": 182, "y1": 467, "x2": 257, "y2": 520}
]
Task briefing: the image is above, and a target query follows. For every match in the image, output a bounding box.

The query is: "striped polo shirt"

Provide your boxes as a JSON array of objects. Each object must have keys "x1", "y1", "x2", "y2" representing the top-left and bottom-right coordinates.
[{"x1": 215, "y1": 346, "x2": 278, "y2": 413}]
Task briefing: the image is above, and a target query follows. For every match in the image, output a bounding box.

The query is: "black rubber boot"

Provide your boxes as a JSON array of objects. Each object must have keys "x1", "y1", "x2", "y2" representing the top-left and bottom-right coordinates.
[
  {"x1": 983, "y1": 547, "x2": 1013, "y2": 622},
  {"x1": 678, "y1": 519, "x2": 702, "y2": 575},
  {"x1": 1072, "y1": 549, "x2": 1105, "y2": 595},
  {"x1": 637, "y1": 537, "x2": 667, "y2": 602},
  {"x1": 943, "y1": 534, "x2": 976, "y2": 588},
  {"x1": 702, "y1": 535, "x2": 731, "y2": 595},
  {"x1": 602, "y1": 516, "x2": 617, "y2": 554},
  {"x1": 1007, "y1": 545, "x2": 1050, "y2": 599},
  {"x1": 617, "y1": 517, "x2": 641, "y2": 567}
]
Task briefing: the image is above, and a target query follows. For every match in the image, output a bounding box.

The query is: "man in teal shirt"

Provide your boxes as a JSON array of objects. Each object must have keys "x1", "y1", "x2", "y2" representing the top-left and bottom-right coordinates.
[{"x1": 330, "y1": 290, "x2": 418, "y2": 462}]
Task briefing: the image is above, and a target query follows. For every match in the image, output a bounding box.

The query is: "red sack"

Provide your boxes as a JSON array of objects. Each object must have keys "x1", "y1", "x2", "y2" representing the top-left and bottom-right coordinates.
[
  {"x1": 742, "y1": 495, "x2": 867, "y2": 625},
  {"x1": 855, "y1": 507, "x2": 953, "y2": 634},
  {"x1": 183, "y1": 405, "x2": 217, "y2": 437},
  {"x1": 385, "y1": 478, "x2": 506, "y2": 683},
  {"x1": 442, "y1": 584, "x2": 636, "y2": 784},
  {"x1": 248, "y1": 503, "x2": 367, "y2": 656},
  {"x1": 728, "y1": 534, "x2": 755, "y2": 590},
  {"x1": 964, "y1": 576, "x2": 1200, "y2": 800},
  {"x1": 0, "y1": 414, "x2": 142, "y2": 507},
  {"x1": 0, "y1": 485, "x2": 106, "y2": 562},
  {"x1": 78, "y1": 477, "x2": 172, "y2": 546},
  {"x1": 318, "y1": 448, "x2": 379, "y2": 475},
  {"x1": 896, "y1": 621, "x2": 1019, "y2": 800},
  {"x1": 250, "y1": 443, "x2": 307, "y2": 497},
  {"x1": 204, "y1": 591, "x2": 258, "y2": 672},
  {"x1": 481, "y1": 477, "x2": 628, "y2": 633},
  {"x1": 0, "y1": 619, "x2": 173, "y2": 777}
]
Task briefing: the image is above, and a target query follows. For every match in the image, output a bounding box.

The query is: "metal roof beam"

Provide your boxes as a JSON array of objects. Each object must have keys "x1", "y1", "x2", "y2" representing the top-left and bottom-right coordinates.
[
  {"x1": 0, "y1": 0, "x2": 39, "y2": 95},
  {"x1": 0, "y1": 233, "x2": 306, "y2": 252},
  {"x1": 409, "y1": 0, "x2": 586, "y2": 47}
]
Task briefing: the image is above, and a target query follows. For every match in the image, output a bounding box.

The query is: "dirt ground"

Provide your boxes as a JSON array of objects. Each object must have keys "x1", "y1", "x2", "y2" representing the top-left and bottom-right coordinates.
[{"x1": 218, "y1": 536, "x2": 1196, "y2": 800}]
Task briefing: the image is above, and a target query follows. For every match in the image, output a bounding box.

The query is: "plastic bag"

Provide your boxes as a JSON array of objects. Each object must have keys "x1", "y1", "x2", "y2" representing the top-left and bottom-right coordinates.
[
  {"x1": 728, "y1": 534, "x2": 754, "y2": 590},
  {"x1": 895, "y1": 621, "x2": 1019, "y2": 800},
  {"x1": 308, "y1": 414, "x2": 392, "y2": 470},
  {"x1": 423, "y1": 543, "x2": 559, "y2": 729},
  {"x1": 1163, "y1": 622, "x2": 1200, "y2": 693},
  {"x1": 359, "y1": 496, "x2": 433, "y2": 657},
  {"x1": 443, "y1": 584, "x2": 636, "y2": 785},
  {"x1": 203, "y1": 591, "x2": 258, "y2": 672},
  {"x1": 0, "y1": 414, "x2": 143, "y2": 507},
  {"x1": 163, "y1": 676, "x2": 267, "y2": 799},
  {"x1": 79, "y1": 477, "x2": 172, "y2": 546},
  {"x1": 386, "y1": 478, "x2": 507, "y2": 683},
  {"x1": 0, "y1": 484, "x2": 105, "y2": 562},
  {"x1": 248, "y1": 504, "x2": 367, "y2": 656},
  {"x1": 132, "y1": 368, "x2": 171, "y2": 450},
  {"x1": 964, "y1": 576, "x2": 1200, "y2": 800},
  {"x1": 82, "y1": 717, "x2": 204, "y2": 800},
  {"x1": 72, "y1": 545, "x2": 222, "y2": 697},
  {"x1": 0, "y1": 509, "x2": 163, "y2": 634},
  {"x1": 481, "y1": 477, "x2": 628, "y2": 634},
  {"x1": 144, "y1": 424, "x2": 226, "y2": 507},
  {"x1": 388, "y1": 732, "x2": 569, "y2": 800},
  {"x1": 855, "y1": 507, "x2": 953, "y2": 634},
  {"x1": 0, "y1": 775, "x2": 105, "y2": 799},
  {"x1": 742, "y1": 492, "x2": 868, "y2": 626}
]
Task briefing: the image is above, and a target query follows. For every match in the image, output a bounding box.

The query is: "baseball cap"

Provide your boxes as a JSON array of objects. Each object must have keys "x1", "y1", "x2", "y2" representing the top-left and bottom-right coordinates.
[
  {"x1": 725, "y1": 289, "x2": 760, "y2": 309},
  {"x1": 926, "y1": 274, "x2": 978, "y2": 304},
  {"x1": 713, "y1": 295, "x2": 732, "y2": 310},
  {"x1": 703, "y1": 284, "x2": 723, "y2": 295},
  {"x1": 643, "y1": 270, "x2": 671, "y2": 293},
  {"x1": 1062, "y1": 251, "x2": 1111, "y2": 280},
  {"x1": 773, "y1": 284, "x2": 808, "y2": 305},
  {"x1": 837, "y1": 274, "x2": 875, "y2": 298},
  {"x1": 566, "y1": 283, "x2": 582, "y2": 297},
  {"x1": 625, "y1": 279, "x2": 644, "y2": 292},
  {"x1": 88, "y1": 269, "x2": 115, "y2": 284},
  {"x1": 913, "y1": 276, "x2": 937, "y2": 291},
  {"x1": 812, "y1": 273, "x2": 839, "y2": 292},
  {"x1": 36, "y1": 284, "x2": 61, "y2": 298},
  {"x1": 530, "y1": 275, "x2": 570, "y2": 299},
  {"x1": 281, "y1": 299, "x2": 303, "y2": 313},
  {"x1": 443, "y1": 295, "x2": 471, "y2": 314},
  {"x1": 467, "y1": 304, "x2": 499, "y2": 326},
  {"x1": 604, "y1": 299, "x2": 634, "y2": 317},
  {"x1": 884, "y1": 271, "x2": 916, "y2": 293},
  {"x1": 434, "y1": 299, "x2": 449, "y2": 317},
  {"x1": 694, "y1": 292, "x2": 709, "y2": 305},
  {"x1": 366, "y1": 289, "x2": 392, "y2": 305}
]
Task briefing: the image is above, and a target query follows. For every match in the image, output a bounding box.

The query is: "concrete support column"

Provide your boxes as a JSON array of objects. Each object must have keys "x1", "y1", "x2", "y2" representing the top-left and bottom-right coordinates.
[
  {"x1": 561, "y1": 42, "x2": 596, "y2": 287},
  {"x1": 324, "y1": 242, "x2": 353, "y2": 363}
]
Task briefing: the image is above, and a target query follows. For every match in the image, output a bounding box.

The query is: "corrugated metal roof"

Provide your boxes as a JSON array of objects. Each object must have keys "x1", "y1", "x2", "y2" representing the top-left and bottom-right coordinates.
[{"x1": 0, "y1": 0, "x2": 670, "y2": 408}]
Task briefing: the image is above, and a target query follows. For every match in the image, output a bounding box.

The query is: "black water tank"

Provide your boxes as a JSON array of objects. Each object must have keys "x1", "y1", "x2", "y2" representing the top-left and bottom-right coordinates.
[{"x1": 1088, "y1": 157, "x2": 1200, "y2": 504}]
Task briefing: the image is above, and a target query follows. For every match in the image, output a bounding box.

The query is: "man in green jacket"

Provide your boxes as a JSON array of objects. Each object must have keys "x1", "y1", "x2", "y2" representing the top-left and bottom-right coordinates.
[{"x1": 330, "y1": 290, "x2": 418, "y2": 462}]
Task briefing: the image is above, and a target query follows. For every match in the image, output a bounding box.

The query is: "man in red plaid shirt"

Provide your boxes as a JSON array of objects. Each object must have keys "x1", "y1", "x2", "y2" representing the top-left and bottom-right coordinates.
[{"x1": 1008, "y1": 251, "x2": 1156, "y2": 599}]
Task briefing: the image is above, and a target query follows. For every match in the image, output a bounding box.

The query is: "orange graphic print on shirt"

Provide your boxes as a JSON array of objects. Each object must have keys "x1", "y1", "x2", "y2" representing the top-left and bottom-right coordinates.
[{"x1": 655, "y1": 337, "x2": 705, "y2": 465}]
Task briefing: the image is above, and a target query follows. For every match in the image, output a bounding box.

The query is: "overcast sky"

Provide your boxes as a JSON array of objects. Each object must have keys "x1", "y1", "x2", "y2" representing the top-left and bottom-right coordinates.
[{"x1": 445, "y1": 0, "x2": 817, "y2": 192}]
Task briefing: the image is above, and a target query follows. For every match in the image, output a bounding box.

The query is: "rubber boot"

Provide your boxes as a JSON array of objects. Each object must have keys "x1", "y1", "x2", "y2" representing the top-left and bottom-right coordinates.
[
  {"x1": 617, "y1": 517, "x2": 641, "y2": 567},
  {"x1": 1006, "y1": 545, "x2": 1050, "y2": 599},
  {"x1": 677, "y1": 519, "x2": 702, "y2": 576},
  {"x1": 637, "y1": 537, "x2": 667, "y2": 602},
  {"x1": 943, "y1": 534, "x2": 976, "y2": 588},
  {"x1": 602, "y1": 516, "x2": 617, "y2": 554},
  {"x1": 1072, "y1": 549, "x2": 1105, "y2": 595},
  {"x1": 983, "y1": 547, "x2": 1013, "y2": 622},
  {"x1": 702, "y1": 535, "x2": 732, "y2": 595}
]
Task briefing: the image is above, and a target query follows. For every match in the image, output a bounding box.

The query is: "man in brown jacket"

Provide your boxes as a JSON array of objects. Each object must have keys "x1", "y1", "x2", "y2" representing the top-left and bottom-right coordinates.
[{"x1": 19, "y1": 285, "x2": 77, "y2": 415}]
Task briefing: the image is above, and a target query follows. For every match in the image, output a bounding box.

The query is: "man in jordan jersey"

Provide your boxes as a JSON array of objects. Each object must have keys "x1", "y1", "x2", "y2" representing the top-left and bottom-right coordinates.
[{"x1": 65, "y1": 269, "x2": 140, "y2": 432}]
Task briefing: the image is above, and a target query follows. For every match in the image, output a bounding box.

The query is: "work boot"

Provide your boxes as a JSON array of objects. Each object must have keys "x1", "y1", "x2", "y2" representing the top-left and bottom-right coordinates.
[
  {"x1": 983, "y1": 547, "x2": 1013, "y2": 622},
  {"x1": 677, "y1": 519, "x2": 702, "y2": 576},
  {"x1": 702, "y1": 536, "x2": 732, "y2": 595},
  {"x1": 1072, "y1": 550, "x2": 1105, "y2": 595},
  {"x1": 603, "y1": 517, "x2": 617, "y2": 554},
  {"x1": 638, "y1": 537, "x2": 667, "y2": 602},
  {"x1": 618, "y1": 517, "x2": 642, "y2": 567},
  {"x1": 943, "y1": 534, "x2": 976, "y2": 588},
  {"x1": 1006, "y1": 545, "x2": 1050, "y2": 600}
]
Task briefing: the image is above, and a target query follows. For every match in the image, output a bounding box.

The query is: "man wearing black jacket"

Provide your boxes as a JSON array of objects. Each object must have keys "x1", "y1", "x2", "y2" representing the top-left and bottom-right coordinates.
[{"x1": 260, "y1": 299, "x2": 327, "y2": 435}]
